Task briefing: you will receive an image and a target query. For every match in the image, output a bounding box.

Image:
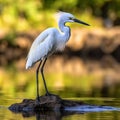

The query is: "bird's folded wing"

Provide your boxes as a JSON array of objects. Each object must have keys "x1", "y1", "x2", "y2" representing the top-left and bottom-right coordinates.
[{"x1": 26, "y1": 33, "x2": 54, "y2": 69}]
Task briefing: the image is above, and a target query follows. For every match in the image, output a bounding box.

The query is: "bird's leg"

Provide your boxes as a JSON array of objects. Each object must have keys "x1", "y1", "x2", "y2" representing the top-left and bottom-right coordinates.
[
  {"x1": 36, "y1": 60, "x2": 42, "y2": 102},
  {"x1": 40, "y1": 58, "x2": 50, "y2": 96}
]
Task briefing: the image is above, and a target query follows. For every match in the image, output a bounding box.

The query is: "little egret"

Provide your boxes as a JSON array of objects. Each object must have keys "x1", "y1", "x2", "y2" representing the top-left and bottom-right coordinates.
[{"x1": 26, "y1": 11, "x2": 90, "y2": 102}]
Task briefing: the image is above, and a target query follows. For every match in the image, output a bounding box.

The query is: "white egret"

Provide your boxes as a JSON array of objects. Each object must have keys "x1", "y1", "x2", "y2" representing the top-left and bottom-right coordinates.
[{"x1": 26, "y1": 11, "x2": 90, "y2": 102}]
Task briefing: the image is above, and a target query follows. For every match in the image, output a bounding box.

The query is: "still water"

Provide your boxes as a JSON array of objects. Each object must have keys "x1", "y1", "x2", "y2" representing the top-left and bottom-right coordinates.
[
  {"x1": 0, "y1": 91, "x2": 120, "y2": 120},
  {"x1": 0, "y1": 56, "x2": 120, "y2": 120}
]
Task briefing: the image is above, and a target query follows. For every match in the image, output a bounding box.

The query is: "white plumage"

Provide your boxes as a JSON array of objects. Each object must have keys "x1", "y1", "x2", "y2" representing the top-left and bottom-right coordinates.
[
  {"x1": 26, "y1": 27, "x2": 68, "y2": 69},
  {"x1": 25, "y1": 11, "x2": 90, "y2": 101}
]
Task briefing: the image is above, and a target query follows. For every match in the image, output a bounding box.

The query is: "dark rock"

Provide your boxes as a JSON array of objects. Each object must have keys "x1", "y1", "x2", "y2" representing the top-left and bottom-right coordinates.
[
  {"x1": 9, "y1": 94, "x2": 120, "y2": 119},
  {"x1": 9, "y1": 94, "x2": 85, "y2": 113}
]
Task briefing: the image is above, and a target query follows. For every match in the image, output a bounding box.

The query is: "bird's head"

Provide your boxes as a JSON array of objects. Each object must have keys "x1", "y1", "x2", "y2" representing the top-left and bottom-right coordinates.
[{"x1": 56, "y1": 11, "x2": 90, "y2": 26}]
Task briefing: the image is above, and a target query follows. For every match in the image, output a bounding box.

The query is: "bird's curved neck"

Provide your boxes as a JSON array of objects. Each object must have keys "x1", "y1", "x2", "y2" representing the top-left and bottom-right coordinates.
[{"x1": 58, "y1": 21, "x2": 71, "y2": 42}]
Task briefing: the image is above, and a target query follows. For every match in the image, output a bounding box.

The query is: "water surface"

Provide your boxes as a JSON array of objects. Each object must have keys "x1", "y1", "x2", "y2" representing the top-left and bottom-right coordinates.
[{"x1": 0, "y1": 92, "x2": 120, "y2": 120}]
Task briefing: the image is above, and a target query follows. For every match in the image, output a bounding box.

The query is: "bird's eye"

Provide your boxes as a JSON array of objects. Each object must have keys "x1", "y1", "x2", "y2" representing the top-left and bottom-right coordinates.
[{"x1": 69, "y1": 17, "x2": 73, "y2": 20}]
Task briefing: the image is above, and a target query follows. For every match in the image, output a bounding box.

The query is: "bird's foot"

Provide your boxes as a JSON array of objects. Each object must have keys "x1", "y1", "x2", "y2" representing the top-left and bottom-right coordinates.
[
  {"x1": 35, "y1": 97, "x2": 40, "y2": 105},
  {"x1": 45, "y1": 92, "x2": 53, "y2": 96}
]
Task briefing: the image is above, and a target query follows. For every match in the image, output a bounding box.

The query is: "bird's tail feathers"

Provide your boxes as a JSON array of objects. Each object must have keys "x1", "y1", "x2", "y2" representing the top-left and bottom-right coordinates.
[{"x1": 26, "y1": 60, "x2": 32, "y2": 69}]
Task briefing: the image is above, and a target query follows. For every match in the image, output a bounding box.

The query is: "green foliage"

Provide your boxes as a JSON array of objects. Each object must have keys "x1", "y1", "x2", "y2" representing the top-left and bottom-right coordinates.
[
  {"x1": 0, "y1": 0, "x2": 120, "y2": 43},
  {"x1": 0, "y1": 0, "x2": 120, "y2": 29}
]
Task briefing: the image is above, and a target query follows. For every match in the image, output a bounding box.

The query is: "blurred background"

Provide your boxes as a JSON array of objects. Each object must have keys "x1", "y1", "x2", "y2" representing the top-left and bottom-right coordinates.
[{"x1": 0, "y1": 0, "x2": 120, "y2": 99}]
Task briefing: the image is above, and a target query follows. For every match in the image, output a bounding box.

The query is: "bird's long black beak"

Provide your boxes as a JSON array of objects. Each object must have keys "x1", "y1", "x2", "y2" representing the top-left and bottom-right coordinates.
[{"x1": 73, "y1": 18, "x2": 90, "y2": 26}]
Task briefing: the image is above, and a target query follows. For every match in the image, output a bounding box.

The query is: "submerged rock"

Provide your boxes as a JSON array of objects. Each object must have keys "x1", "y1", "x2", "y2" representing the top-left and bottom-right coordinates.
[
  {"x1": 9, "y1": 94, "x2": 84, "y2": 112},
  {"x1": 9, "y1": 94, "x2": 120, "y2": 118}
]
